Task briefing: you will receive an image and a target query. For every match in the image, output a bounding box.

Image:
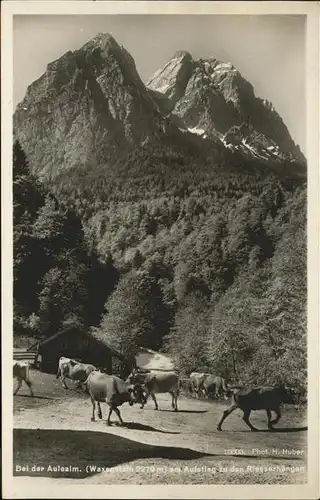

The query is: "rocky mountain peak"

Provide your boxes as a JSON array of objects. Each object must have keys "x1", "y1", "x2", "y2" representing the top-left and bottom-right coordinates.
[
  {"x1": 13, "y1": 33, "x2": 170, "y2": 180},
  {"x1": 81, "y1": 32, "x2": 120, "y2": 51},
  {"x1": 147, "y1": 51, "x2": 305, "y2": 166},
  {"x1": 78, "y1": 32, "x2": 140, "y2": 87},
  {"x1": 147, "y1": 50, "x2": 195, "y2": 108},
  {"x1": 172, "y1": 50, "x2": 193, "y2": 60}
]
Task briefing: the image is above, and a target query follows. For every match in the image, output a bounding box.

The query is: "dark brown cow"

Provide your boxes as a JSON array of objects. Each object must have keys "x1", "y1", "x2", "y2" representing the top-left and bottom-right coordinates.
[
  {"x1": 85, "y1": 371, "x2": 146, "y2": 426},
  {"x1": 217, "y1": 386, "x2": 296, "y2": 431}
]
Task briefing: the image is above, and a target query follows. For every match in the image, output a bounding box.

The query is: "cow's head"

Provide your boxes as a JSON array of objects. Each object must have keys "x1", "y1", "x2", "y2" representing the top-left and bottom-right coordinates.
[
  {"x1": 97, "y1": 366, "x2": 109, "y2": 374},
  {"x1": 125, "y1": 374, "x2": 134, "y2": 385},
  {"x1": 125, "y1": 367, "x2": 139, "y2": 384},
  {"x1": 126, "y1": 367, "x2": 148, "y2": 385},
  {"x1": 127, "y1": 384, "x2": 148, "y2": 407},
  {"x1": 223, "y1": 384, "x2": 233, "y2": 399},
  {"x1": 281, "y1": 386, "x2": 298, "y2": 405}
]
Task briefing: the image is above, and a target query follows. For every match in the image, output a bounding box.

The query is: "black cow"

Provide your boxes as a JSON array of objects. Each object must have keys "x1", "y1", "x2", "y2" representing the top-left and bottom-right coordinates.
[{"x1": 217, "y1": 386, "x2": 296, "y2": 431}]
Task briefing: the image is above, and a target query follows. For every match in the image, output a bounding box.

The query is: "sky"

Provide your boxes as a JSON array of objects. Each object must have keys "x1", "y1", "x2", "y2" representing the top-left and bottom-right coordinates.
[{"x1": 13, "y1": 15, "x2": 306, "y2": 153}]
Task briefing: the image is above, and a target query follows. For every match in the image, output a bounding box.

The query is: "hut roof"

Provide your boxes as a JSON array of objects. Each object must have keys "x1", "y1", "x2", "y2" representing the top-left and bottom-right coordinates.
[{"x1": 86, "y1": 330, "x2": 130, "y2": 362}]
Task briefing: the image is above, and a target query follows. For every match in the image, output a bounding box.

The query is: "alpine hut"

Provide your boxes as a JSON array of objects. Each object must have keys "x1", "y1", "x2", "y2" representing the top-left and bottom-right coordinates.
[{"x1": 29, "y1": 326, "x2": 133, "y2": 377}]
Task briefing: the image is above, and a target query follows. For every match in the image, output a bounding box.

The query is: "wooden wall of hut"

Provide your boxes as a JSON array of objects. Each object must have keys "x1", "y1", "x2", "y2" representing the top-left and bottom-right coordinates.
[{"x1": 38, "y1": 329, "x2": 113, "y2": 374}]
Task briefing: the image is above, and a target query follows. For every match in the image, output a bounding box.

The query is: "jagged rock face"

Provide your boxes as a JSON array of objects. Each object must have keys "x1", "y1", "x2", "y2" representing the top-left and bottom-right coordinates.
[
  {"x1": 14, "y1": 33, "x2": 305, "y2": 182},
  {"x1": 148, "y1": 53, "x2": 306, "y2": 165},
  {"x1": 13, "y1": 33, "x2": 168, "y2": 179},
  {"x1": 147, "y1": 51, "x2": 195, "y2": 108}
]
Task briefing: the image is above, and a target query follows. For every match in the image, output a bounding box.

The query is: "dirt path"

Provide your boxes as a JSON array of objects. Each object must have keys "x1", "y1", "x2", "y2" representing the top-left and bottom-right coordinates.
[{"x1": 13, "y1": 370, "x2": 307, "y2": 485}]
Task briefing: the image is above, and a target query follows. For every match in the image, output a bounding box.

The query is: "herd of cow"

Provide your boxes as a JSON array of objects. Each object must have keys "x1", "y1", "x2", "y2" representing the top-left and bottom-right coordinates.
[{"x1": 13, "y1": 357, "x2": 298, "y2": 432}]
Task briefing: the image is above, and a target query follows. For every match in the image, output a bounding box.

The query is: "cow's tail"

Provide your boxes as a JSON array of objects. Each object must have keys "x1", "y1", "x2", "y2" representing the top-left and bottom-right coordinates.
[
  {"x1": 25, "y1": 362, "x2": 30, "y2": 381},
  {"x1": 176, "y1": 378, "x2": 180, "y2": 397},
  {"x1": 25, "y1": 362, "x2": 32, "y2": 387},
  {"x1": 82, "y1": 376, "x2": 90, "y2": 393},
  {"x1": 56, "y1": 366, "x2": 61, "y2": 379}
]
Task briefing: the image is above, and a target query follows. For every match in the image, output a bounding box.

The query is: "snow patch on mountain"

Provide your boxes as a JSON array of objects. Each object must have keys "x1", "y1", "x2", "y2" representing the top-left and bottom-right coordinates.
[
  {"x1": 221, "y1": 138, "x2": 235, "y2": 151},
  {"x1": 188, "y1": 126, "x2": 206, "y2": 136}
]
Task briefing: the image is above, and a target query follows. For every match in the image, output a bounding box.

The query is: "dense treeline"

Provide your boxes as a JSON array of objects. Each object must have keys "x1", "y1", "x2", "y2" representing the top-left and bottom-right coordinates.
[
  {"x1": 13, "y1": 139, "x2": 307, "y2": 395},
  {"x1": 13, "y1": 141, "x2": 119, "y2": 340}
]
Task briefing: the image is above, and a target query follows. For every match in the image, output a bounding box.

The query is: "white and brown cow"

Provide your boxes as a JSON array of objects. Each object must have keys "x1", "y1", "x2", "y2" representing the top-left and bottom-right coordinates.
[
  {"x1": 13, "y1": 360, "x2": 34, "y2": 396},
  {"x1": 56, "y1": 356, "x2": 96, "y2": 389}
]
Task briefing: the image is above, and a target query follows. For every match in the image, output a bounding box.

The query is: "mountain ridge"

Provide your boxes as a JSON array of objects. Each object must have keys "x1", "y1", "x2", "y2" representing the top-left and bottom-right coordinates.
[{"x1": 14, "y1": 32, "x2": 306, "y2": 185}]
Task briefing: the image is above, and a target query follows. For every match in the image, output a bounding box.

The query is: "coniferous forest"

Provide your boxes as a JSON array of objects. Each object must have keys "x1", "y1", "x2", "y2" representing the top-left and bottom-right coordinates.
[{"x1": 13, "y1": 136, "x2": 307, "y2": 394}]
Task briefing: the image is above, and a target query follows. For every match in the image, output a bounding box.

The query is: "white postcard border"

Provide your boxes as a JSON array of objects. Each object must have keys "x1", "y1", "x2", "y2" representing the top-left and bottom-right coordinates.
[{"x1": 2, "y1": 2, "x2": 319, "y2": 499}]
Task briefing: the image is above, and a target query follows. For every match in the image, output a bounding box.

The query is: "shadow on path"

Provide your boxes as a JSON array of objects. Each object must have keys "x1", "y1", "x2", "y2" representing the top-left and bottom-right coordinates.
[
  {"x1": 159, "y1": 409, "x2": 208, "y2": 414},
  {"x1": 121, "y1": 422, "x2": 180, "y2": 434},
  {"x1": 13, "y1": 428, "x2": 214, "y2": 479},
  {"x1": 267, "y1": 426, "x2": 308, "y2": 433},
  {"x1": 229, "y1": 426, "x2": 308, "y2": 433},
  {"x1": 14, "y1": 395, "x2": 58, "y2": 401}
]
